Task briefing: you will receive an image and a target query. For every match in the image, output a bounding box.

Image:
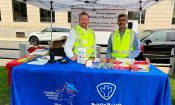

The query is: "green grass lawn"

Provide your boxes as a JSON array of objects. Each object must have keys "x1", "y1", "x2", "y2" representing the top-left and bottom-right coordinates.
[
  {"x1": 171, "y1": 75, "x2": 175, "y2": 105},
  {"x1": 0, "y1": 67, "x2": 10, "y2": 105},
  {"x1": 0, "y1": 66, "x2": 175, "y2": 105}
]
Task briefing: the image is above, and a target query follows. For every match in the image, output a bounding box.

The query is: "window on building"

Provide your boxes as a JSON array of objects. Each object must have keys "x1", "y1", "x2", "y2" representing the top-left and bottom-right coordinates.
[
  {"x1": 12, "y1": 0, "x2": 28, "y2": 22},
  {"x1": 128, "y1": 10, "x2": 146, "y2": 24},
  {"x1": 68, "y1": 11, "x2": 71, "y2": 23},
  {"x1": 40, "y1": 8, "x2": 55, "y2": 22},
  {"x1": 0, "y1": 10, "x2": 1, "y2": 21},
  {"x1": 172, "y1": 3, "x2": 175, "y2": 24}
]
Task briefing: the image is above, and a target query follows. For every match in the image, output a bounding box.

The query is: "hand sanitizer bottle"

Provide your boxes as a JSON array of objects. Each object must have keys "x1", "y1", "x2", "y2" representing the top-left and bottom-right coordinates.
[
  {"x1": 77, "y1": 48, "x2": 82, "y2": 63},
  {"x1": 81, "y1": 48, "x2": 86, "y2": 64}
]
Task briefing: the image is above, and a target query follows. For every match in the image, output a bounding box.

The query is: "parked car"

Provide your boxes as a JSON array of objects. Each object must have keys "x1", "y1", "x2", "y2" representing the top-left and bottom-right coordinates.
[
  {"x1": 28, "y1": 27, "x2": 70, "y2": 44},
  {"x1": 140, "y1": 28, "x2": 175, "y2": 63}
]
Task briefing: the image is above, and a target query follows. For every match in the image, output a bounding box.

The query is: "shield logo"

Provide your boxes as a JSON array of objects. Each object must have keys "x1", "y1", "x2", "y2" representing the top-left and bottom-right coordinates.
[{"x1": 96, "y1": 82, "x2": 116, "y2": 100}]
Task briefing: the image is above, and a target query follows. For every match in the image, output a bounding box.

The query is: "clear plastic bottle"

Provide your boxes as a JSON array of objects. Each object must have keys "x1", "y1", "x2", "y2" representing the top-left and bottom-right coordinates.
[
  {"x1": 81, "y1": 48, "x2": 86, "y2": 64},
  {"x1": 77, "y1": 48, "x2": 82, "y2": 63}
]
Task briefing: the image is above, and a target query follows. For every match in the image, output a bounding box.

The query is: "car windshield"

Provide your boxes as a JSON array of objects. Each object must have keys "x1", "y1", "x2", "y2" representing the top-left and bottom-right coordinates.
[
  {"x1": 139, "y1": 30, "x2": 153, "y2": 40},
  {"x1": 41, "y1": 29, "x2": 45, "y2": 32},
  {"x1": 41, "y1": 28, "x2": 52, "y2": 32},
  {"x1": 41, "y1": 28, "x2": 70, "y2": 32}
]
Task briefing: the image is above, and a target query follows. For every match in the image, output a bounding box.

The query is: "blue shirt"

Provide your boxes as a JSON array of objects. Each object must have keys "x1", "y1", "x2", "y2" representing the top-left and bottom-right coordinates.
[{"x1": 106, "y1": 30, "x2": 141, "y2": 59}]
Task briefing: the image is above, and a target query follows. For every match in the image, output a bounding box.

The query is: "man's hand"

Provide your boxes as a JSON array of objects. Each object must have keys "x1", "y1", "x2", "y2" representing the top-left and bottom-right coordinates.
[
  {"x1": 71, "y1": 55, "x2": 77, "y2": 61},
  {"x1": 146, "y1": 57, "x2": 150, "y2": 64}
]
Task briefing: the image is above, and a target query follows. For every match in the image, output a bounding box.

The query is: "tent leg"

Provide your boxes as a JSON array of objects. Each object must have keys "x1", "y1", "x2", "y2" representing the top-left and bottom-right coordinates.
[{"x1": 48, "y1": 0, "x2": 56, "y2": 63}]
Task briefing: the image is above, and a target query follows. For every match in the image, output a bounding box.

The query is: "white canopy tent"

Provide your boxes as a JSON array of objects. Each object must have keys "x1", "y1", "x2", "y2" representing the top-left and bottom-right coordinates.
[
  {"x1": 17, "y1": 0, "x2": 163, "y2": 36},
  {"x1": 17, "y1": 0, "x2": 161, "y2": 11}
]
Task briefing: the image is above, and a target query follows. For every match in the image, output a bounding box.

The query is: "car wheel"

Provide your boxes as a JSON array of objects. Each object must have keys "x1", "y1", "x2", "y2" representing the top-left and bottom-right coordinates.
[{"x1": 29, "y1": 36, "x2": 39, "y2": 45}]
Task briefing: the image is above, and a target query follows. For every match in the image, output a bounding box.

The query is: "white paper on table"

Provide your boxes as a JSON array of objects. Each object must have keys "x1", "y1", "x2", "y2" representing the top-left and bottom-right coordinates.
[
  {"x1": 27, "y1": 59, "x2": 48, "y2": 65},
  {"x1": 131, "y1": 64, "x2": 149, "y2": 72},
  {"x1": 45, "y1": 55, "x2": 63, "y2": 60}
]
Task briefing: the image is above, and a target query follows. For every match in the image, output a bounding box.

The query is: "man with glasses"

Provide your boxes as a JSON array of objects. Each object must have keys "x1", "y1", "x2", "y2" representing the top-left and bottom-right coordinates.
[{"x1": 106, "y1": 14, "x2": 141, "y2": 59}]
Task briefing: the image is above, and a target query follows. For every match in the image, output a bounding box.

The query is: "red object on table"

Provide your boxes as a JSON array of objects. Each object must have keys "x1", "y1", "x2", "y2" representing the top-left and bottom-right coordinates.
[
  {"x1": 27, "y1": 45, "x2": 45, "y2": 53},
  {"x1": 5, "y1": 55, "x2": 28, "y2": 87},
  {"x1": 6, "y1": 46, "x2": 41, "y2": 86},
  {"x1": 28, "y1": 46, "x2": 41, "y2": 53},
  {"x1": 28, "y1": 47, "x2": 37, "y2": 53},
  {"x1": 113, "y1": 60, "x2": 122, "y2": 64},
  {"x1": 134, "y1": 61, "x2": 148, "y2": 65},
  {"x1": 113, "y1": 65, "x2": 130, "y2": 70}
]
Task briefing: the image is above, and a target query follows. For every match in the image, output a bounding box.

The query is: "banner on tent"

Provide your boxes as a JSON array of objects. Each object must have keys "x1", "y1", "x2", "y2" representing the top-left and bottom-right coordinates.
[{"x1": 71, "y1": 8, "x2": 126, "y2": 31}]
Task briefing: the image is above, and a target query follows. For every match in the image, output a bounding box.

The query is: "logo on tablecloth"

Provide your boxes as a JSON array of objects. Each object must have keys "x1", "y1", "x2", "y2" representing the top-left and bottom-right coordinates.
[
  {"x1": 44, "y1": 82, "x2": 78, "y2": 105},
  {"x1": 97, "y1": 82, "x2": 116, "y2": 100}
]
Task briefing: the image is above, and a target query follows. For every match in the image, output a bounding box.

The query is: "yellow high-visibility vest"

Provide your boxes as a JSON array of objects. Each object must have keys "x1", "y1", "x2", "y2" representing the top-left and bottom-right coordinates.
[
  {"x1": 73, "y1": 25, "x2": 95, "y2": 58},
  {"x1": 112, "y1": 28, "x2": 134, "y2": 58}
]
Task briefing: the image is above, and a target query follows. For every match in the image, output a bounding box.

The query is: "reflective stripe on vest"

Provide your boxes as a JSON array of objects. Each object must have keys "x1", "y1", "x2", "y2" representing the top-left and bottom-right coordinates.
[
  {"x1": 73, "y1": 25, "x2": 95, "y2": 58},
  {"x1": 112, "y1": 28, "x2": 134, "y2": 58}
]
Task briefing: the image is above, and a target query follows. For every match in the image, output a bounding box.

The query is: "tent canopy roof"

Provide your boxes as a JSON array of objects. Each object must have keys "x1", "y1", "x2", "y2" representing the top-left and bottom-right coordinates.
[{"x1": 17, "y1": 0, "x2": 162, "y2": 11}]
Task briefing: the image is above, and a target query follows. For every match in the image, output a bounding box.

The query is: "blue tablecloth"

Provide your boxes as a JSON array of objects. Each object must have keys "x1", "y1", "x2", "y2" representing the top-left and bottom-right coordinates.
[{"x1": 11, "y1": 60, "x2": 171, "y2": 105}]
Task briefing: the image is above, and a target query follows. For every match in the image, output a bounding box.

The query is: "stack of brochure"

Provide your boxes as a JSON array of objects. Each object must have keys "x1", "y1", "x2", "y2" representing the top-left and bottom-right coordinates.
[
  {"x1": 113, "y1": 58, "x2": 135, "y2": 70},
  {"x1": 130, "y1": 61, "x2": 150, "y2": 72}
]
